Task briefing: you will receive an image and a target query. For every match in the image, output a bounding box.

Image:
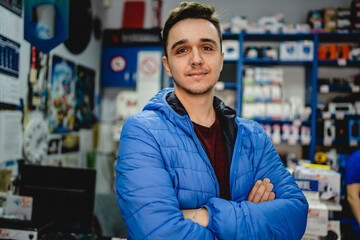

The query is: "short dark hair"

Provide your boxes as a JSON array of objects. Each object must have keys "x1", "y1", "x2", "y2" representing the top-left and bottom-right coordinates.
[{"x1": 161, "y1": 1, "x2": 222, "y2": 57}]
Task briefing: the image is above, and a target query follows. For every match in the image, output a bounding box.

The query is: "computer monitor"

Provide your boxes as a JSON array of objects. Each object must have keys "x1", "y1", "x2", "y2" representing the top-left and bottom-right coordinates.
[{"x1": 18, "y1": 164, "x2": 96, "y2": 234}]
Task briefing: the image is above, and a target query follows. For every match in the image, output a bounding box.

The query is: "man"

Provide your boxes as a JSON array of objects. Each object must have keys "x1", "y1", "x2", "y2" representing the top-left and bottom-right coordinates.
[
  {"x1": 346, "y1": 149, "x2": 360, "y2": 238},
  {"x1": 116, "y1": 2, "x2": 308, "y2": 239}
]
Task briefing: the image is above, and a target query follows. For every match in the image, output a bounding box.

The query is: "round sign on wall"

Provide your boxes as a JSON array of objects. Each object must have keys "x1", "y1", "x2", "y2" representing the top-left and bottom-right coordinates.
[{"x1": 110, "y1": 56, "x2": 126, "y2": 72}]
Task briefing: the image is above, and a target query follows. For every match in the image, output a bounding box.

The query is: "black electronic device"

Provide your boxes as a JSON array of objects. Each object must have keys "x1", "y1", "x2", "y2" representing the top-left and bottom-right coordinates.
[{"x1": 18, "y1": 164, "x2": 96, "y2": 234}]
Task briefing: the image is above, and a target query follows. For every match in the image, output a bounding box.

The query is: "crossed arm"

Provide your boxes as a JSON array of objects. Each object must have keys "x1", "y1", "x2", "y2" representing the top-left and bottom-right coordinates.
[
  {"x1": 117, "y1": 116, "x2": 308, "y2": 239},
  {"x1": 182, "y1": 178, "x2": 276, "y2": 227}
]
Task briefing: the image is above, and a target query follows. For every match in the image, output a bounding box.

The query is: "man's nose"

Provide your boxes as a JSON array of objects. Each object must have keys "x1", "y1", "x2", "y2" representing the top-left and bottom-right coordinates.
[{"x1": 190, "y1": 49, "x2": 204, "y2": 66}]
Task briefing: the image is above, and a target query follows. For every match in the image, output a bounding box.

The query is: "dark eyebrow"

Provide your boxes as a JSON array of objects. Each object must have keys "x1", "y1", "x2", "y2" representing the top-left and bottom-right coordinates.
[
  {"x1": 171, "y1": 39, "x2": 188, "y2": 51},
  {"x1": 170, "y1": 38, "x2": 218, "y2": 51},
  {"x1": 200, "y1": 38, "x2": 217, "y2": 46}
]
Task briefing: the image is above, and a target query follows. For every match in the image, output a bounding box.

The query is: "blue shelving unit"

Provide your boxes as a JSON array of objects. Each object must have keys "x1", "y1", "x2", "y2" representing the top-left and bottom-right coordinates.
[{"x1": 221, "y1": 32, "x2": 360, "y2": 161}]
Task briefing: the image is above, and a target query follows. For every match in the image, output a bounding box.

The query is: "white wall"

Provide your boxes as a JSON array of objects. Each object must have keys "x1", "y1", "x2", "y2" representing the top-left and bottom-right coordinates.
[
  {"x1": 7, "y1": 0, "x2": 105, "y2": 114},
  {"x1": 161, "y1": 0, "x2": 353, "y2": 26},
  {"x1": 103, "y1": 0, "x2": 353, "y2": 29}
]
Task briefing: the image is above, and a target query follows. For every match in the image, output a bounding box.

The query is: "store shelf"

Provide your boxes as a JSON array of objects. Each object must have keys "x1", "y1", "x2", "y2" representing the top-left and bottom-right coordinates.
[
  {"x1": 317, "y1": 32, "x2": 360, "y2": 42},
  {"x1": 316, "y1": 139, "x2": 359, "y2": 146},
  {"x1": 243, "y1": 33, "x2": 314, "y2": 41},
  {"x1": 317, "y1": 85, "x2": 356, "y2": 92},
  {"x1": 317, "y1": 112, "x2": 360, "y2": 119},
  {"x1": 318, "y1": 59, "x2": 360, "y2": 67},
  {"x1": 244, "y1": 58, "x2": 313, "y2": 65},
  {"x1": 253, "y1": 118, "x2": 311, "y2": 125}
]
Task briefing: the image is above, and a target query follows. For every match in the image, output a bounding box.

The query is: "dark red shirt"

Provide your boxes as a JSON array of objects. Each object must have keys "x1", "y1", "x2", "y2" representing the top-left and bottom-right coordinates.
[{"x1": 192, "y1": 116, "x2": 231, "y2": 200}]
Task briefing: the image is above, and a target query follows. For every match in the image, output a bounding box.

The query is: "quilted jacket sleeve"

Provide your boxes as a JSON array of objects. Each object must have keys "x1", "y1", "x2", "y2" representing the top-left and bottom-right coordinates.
[
  {"x1": 204, "y1": 122, "x2": 309, "y2": 240},
  {"x1": 115, "y1": 114, "x2": 217, "y2": 240}
]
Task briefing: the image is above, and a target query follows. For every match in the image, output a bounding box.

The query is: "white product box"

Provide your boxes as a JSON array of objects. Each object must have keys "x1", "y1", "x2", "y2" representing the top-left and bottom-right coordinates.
[
  {"x1": 305, "y1": 201, "x2": 328, "y2": 236},
  {"x1": 223, "y1": 40, "x2": 240, "y2": 60},
  {"x1": 280, "y1": 41, "x2": 299, "y2": 60},
  {"x1": 294, "y1": 166, "x2": 341, "y2": 206},
  {"x1": 298, "y1": 40, "x2": 314, "y2": 61},
  {"x1": 301, "y1": 235, "x2": 320, "y2": 240},
  {"x1": 327, "y1": 220, "x2": 341, "y2": 239},
  {"x1": 0, "y1": 228, "x2": 38, "y2": 240},
  {"x1": 4, "y1": 195, "x2": 33, "y2": 221}
]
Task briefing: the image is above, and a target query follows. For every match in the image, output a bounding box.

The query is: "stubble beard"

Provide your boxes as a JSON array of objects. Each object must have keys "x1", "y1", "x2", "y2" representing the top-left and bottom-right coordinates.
[{"x1": 172, "y1": 77, "x2": 216, "y2": 95}]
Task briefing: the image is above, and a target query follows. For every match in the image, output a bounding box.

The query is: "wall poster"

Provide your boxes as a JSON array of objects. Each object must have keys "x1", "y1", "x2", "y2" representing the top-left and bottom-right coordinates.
[
  {"x1": 49, "y1": 55, "x2": 75, "y2": 133},
  {"x1": 74, "y1": 65, "x2": 95, "y2": 130}
]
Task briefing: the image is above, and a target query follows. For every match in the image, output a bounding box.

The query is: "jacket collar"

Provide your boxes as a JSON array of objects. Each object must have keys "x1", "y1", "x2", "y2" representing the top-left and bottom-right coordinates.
[{"x1": 165, "y1": 91, "x2": 238, "y2": 164}]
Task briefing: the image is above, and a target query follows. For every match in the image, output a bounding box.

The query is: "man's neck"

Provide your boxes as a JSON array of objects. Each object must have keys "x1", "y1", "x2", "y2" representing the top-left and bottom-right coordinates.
[{"x1": 174, "y1": 87, "x2": 216, "y2": 127}]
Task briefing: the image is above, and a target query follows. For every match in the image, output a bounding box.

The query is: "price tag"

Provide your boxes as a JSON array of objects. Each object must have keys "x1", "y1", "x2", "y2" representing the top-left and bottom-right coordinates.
[
  {"x1": 349, "y1": 140, "x2": 358, "y2": 147},
  {"x1": 335, "y1": 112, "x2": 345, "y2": 119},
  {"x1": 322, "y1": 112, "x2": 331, "y2": 119},
  {"x1": 352, "y1": 85, "x2": 360, "y2": 93},
  {"x1": 337, "y1": 59, "x2": 347, "y2": 66},
  {"x1": 320, "y1": 85, "x2": 329, "y2": 93},
  {"x1": 323, "y1": 138, "x2": 332, "y2": 146}
]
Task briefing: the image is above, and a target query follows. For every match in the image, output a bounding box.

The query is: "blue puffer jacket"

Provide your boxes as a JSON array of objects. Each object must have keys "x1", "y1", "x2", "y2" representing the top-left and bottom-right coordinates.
[{"x1": 116, "y1": 88, "x2": 308, "y2": 240}]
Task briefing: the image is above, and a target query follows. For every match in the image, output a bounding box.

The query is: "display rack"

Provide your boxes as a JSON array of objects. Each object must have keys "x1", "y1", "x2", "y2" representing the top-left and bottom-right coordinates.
[{"x1": 220, "y1": 32, "x2": 360, "y2": 161}]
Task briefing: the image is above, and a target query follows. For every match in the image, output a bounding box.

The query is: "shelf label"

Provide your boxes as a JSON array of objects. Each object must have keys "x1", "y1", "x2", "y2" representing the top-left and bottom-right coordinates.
[
  {"x1": 319, "y1": 85, "x2": 329, "y2": 93},
  {"x1": 349, "y1": 140, "x2": 358, "y2": 147},
  {"x1": 322, "y1": 111, "x2": 331, "y2": 119},
  {"x1": 335, "y1": 112, "x2": 345, "y2": 119},
  {"x1": 352, "y1": 85, "x2": 360, "y2": 93},
  {"x1": 337, "y1": 59, "x2": 347, "y2": 66}
]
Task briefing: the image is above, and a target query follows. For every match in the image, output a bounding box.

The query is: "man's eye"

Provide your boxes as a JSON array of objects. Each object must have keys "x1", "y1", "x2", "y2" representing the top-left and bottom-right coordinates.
[
  {"x1": 176, "y1": 48, "x2": 186, "y2": 54},
  {"x1": 203, "y1": 46, "x2": 213, "y2": 51}
]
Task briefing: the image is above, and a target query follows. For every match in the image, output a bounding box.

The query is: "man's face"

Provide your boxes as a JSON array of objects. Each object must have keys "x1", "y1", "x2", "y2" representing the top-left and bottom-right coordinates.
[{"x1": 162, "y1": 18, "x2": 224, "y2": 95}]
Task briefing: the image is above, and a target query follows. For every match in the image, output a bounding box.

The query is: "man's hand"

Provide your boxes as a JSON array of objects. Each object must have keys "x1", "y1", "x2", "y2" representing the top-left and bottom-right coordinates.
[{"x1": 247, "y1": 178, "x2": 276, "y2": 203}]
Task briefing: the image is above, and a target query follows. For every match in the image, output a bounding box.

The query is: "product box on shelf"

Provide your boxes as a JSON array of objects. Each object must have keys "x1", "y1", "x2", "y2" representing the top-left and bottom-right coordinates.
[
  {"x1": 318, "y1": 44, "x2": 337, "y2": 60},
  {"x1": 305, "y1": 201, "x2": 329, "y2": 237},
  {"x1": 294, "y1": 166, "x2": 341, "y2": 206},
  {"x1": 324, "y1": 120, "x2": 335, "y2": 145},
  {"x1": 223, "y1": 39, "x2": 240, "y2": 60},
  {"x1": 298, "y1": 40, "x2": 314, "y2": 61},
  {"x1": 328, "y1": 102, "x2": 355, "y2": 114},
  {"x1": 349, "y1": 119, "x2": 360, "y2": 143},
  {"x1": 301, "y1": 189, "x2": 329, "y2": 238},
  {"x1": 324, "y1": 8, "x2": 338, "y2": 32},
  {"x1": 280, "y1": 41, "x2": 298, "y2": 60}
]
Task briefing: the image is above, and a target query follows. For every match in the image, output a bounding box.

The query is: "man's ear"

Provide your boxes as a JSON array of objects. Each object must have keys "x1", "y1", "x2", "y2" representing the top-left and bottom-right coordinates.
[{"x1": 162, "y1": 56, "x2": 173, "y2": 77}]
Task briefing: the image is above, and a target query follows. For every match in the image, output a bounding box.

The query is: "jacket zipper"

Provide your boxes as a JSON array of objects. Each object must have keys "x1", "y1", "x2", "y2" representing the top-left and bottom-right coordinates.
[{"x1": 229, "y1": 120, "x2": 242, "y2": 199}]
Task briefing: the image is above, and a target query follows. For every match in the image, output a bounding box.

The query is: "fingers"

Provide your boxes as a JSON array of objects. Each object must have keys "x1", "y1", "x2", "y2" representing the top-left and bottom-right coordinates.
[
  {"x1": 247, "y1": 178, "x2": 276, "y2": 204},
  {"x1": 247, "y1": 179, "x2": 262, "y2": 202},
  {"x1": 269, "y1": 192, "x2": 276, "y2": 201},
  {"x1": 260, "y1": 182, "x2": 273, "y2": 203},
  {"x1": 252, "y1": 178, "x2": 270, "y2": 203}
]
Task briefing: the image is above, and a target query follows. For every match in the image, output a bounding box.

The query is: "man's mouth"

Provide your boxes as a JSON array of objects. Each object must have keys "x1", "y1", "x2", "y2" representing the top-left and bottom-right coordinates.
[{"x1": 187, "y1": 70, "x2": 208, "y2": 78}]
